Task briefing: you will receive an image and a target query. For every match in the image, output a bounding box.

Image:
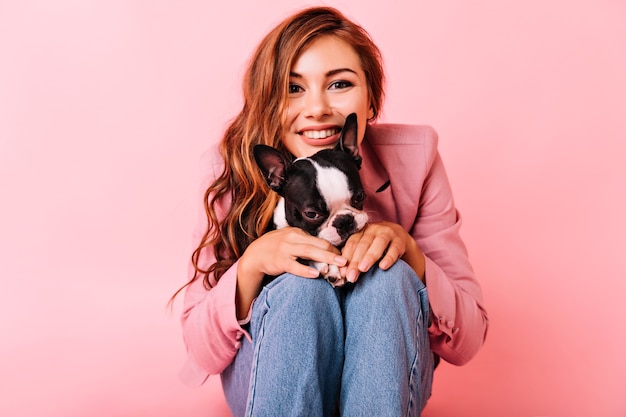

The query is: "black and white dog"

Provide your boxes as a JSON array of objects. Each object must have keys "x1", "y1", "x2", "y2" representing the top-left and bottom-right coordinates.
[{"x1": 253, "y1": 113, "x2": 368, "y2": 287}]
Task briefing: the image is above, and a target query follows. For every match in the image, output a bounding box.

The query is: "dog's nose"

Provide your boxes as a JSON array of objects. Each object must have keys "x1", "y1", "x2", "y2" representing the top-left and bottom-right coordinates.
[{"x1": 333, "y1": 214, "x2": 356, "y2": 234}]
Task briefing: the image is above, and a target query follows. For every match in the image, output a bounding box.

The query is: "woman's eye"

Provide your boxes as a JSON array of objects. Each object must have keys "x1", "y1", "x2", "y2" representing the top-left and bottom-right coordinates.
[
  {"x1": 330, "y1": 80, "x2": 353, "y2": 90},
  {"x1": 289, "y1": 83, "x2": 303, "y2": 94}
]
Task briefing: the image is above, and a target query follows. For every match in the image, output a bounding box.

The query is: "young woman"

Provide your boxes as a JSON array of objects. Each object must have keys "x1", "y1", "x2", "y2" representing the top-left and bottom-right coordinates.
[{"x1": 177, "y1": 6, "x2": 488, "y2": 417}]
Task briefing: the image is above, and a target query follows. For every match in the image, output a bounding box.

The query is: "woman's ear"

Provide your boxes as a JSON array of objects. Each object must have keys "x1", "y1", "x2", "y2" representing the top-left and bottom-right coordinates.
[{"x1": 368, "y1": 105, "x2": 375, "y2": 121}]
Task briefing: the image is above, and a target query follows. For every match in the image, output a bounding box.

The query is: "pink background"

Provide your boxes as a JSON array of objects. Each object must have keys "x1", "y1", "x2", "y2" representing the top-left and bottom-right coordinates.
[{"x1": 1, "y1": 1, "x2": 625, "y2": 416}]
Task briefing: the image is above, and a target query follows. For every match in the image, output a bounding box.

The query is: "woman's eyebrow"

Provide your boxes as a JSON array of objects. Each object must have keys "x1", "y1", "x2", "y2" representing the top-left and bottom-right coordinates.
[
  {"x1": 326, "y1": 68, "x2": 357, "y2": 77},
  {"x1": 289, "y1": 68, "x2": 358, "y2": 78}
]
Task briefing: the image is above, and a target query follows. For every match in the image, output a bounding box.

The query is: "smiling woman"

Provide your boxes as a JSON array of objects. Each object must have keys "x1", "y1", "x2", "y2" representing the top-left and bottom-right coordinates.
[
  {"x1": 2, "y1": 0, "x2": 623, "y2": 416},
  {"x1": 174, "y1": 5, "x2": 487, "y2": 417},
  {"x1": 284, "y1": 36, "x2": 373, "y2": 155}
]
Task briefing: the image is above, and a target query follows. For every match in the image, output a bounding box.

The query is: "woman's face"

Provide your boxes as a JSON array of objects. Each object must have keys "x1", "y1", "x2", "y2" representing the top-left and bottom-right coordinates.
[{"x1": 283, "y1": 35, "x2": 373, "y2": 158}]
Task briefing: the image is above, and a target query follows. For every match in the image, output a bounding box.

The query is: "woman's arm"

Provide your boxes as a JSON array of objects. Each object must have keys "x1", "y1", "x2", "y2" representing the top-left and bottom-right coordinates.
[
  {"x1": 342, "y1": 125, "x2": 488, "y2": 366},
  {"x1": 412, "y1": 150, "x2": 488, "y2": 365}
]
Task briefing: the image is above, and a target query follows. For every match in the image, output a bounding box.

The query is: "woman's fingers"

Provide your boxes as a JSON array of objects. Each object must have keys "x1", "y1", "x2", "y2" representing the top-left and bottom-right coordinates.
[
  {"x1": 248, "y1": 227, "x2": 346, "y2": 278},
  {"x1": 342, "y1": 222, "x2": 409, "y2": 282},
  {"x1": 246, "y1": 223, "x2": 411, "y2": 282}
]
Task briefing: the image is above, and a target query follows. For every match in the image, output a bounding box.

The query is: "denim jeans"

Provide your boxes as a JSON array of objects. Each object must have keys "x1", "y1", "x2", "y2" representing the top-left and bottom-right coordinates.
[{"x1": 221, "y1": 260, "x2": 434, "y2": 417}]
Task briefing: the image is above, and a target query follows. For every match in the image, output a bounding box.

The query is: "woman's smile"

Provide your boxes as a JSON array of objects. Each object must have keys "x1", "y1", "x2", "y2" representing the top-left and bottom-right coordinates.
[{"x1": 298, "y1": 126, "x2": 342, "y2": 146}]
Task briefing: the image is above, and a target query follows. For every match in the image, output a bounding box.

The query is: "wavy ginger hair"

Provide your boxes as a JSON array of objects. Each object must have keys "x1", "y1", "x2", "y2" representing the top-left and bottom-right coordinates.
[{"x1": 185, "y1": 7, "x2": 385, "y2": 292}]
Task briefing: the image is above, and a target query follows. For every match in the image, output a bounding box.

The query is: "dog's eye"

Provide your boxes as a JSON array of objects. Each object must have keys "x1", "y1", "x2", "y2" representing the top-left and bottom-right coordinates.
[
  {"x1": 352, "y1": 191, "x2": 366, "y2": 205},
  {"x1": 303, "y1": 211, "x2": 322, "y2": 221}
]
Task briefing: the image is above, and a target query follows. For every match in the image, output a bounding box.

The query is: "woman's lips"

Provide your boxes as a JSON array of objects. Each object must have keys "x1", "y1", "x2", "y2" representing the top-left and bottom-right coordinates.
[{"x1": 298, "y1": 127, "x2": 341, "y2": 147}]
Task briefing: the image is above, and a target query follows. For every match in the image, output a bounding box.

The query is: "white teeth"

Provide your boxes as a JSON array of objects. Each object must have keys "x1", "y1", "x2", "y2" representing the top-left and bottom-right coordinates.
[{"x1": 302, "y1": 129, "x2": 339, "y2": 139}]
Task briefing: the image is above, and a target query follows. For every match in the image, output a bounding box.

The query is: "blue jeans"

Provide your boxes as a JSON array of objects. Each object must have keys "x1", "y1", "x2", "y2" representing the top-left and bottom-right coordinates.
[{"x1": 221, "y1": 260, "x2": 434, "y2": 417}]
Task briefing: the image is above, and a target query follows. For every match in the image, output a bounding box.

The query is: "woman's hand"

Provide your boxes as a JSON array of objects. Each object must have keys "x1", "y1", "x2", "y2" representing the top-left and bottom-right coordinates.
[
  {"x1": 243, "y1": 227, "x2": 347, "y2": 278},
  {"x1": 340, "y1": 221, "x2": 425, "y2": 284},
  {"x1": 235, "y1": 227, "x2": 347, "y2": 319}
]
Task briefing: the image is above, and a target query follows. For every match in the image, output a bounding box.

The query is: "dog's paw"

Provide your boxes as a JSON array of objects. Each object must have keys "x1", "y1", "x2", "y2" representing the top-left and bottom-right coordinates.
[
  {"x1": 323, "y1": 265, "x2": 347, "y2": 288},
  {"x1": 311, "y1": 262, "x2": 346, "y2": 287},
  {"x1": 311, "y1": 261, "x2": 329, "y2": 276}
]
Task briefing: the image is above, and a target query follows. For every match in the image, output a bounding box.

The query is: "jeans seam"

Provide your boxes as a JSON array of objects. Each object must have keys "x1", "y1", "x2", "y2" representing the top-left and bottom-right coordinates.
[
  {"x1": 406, "y1": 305, "x2": 423, "y2": 417},
  {"x1": 245, "y1": 293, "x2": 270, "y2": 417}
]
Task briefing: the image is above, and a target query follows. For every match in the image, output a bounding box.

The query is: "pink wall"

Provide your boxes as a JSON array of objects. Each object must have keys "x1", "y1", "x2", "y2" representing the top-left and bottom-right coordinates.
[{"x1": 1, "y1": 1, "x2": 624, "y2": 416}]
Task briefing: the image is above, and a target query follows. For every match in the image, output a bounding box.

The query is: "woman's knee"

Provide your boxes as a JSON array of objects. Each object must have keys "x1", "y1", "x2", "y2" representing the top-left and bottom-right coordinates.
[
  {"x1": 343, "y1": 260, "x2": 428, "y2": 324},
  {"x1": 251, "y1": 274, "x2": 345, "y2": 360},
  {"x1": 357, "y1": 260, "x2": 424, "y2": 297},
  {"x1": 262, "y1": 274, "x2": 341, "y2": 313}
]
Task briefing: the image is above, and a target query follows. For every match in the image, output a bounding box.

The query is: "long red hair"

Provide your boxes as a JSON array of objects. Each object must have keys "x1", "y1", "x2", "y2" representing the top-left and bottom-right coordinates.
[{"x1": 175, "y1": 6, "x2": 385, "y2": 298}]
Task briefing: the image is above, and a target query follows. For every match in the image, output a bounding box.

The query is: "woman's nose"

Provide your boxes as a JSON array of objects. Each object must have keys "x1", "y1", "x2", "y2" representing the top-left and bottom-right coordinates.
[{"x1": 303, "y1": 91, "x2": 331, "y2": 118}]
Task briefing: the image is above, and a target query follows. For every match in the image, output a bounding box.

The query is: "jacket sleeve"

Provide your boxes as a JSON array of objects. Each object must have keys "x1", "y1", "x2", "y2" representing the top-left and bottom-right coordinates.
[
  {"x1": 414, "y1": 140, "x2": 489, "y2": 366},
  {"x1": 178, "y1": 147, "x2": 249, "y2": 386}
]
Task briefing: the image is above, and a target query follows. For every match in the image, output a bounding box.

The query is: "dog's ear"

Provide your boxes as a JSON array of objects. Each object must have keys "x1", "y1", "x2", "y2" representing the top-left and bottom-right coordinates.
[
  {"x1": 336, "y1": 113, "x2": 362, "y2": 169},
  {"x1": 253, "y1": 144, "x2": 290, "y2": 194}
]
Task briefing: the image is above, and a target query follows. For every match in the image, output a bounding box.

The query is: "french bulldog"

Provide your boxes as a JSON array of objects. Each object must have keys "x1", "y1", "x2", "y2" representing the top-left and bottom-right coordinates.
[{"x1": 253, "y1": 113, "x2": 368, "y2": 287}]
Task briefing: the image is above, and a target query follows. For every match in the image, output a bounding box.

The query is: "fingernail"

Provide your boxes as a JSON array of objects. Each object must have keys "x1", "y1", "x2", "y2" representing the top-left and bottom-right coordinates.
[
  {"x1": 335, "y1": 256, "x2": 348, "y2": 266},
  {"x1": 358, "y1": 261, "x2": 369, "y2": 272},
  {"x1": 347, "y1": 269, "x2": 357, "y2": 283}
]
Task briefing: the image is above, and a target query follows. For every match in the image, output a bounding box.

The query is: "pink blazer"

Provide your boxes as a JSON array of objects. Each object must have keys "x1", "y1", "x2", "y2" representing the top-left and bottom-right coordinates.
[{"x1": 179, "y1": 123, "x2": 489, "y2": 386}]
